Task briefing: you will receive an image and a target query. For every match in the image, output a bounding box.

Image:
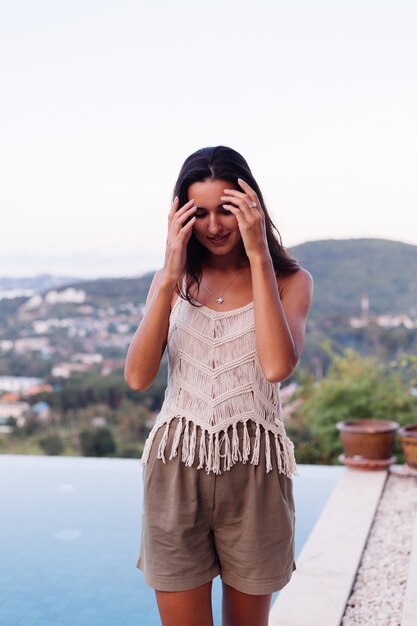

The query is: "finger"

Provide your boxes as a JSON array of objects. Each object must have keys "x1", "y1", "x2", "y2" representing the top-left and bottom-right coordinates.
[
  {"x1": 175, "y1": 205, "x2": 197, "y2": 227},
  {"x1": 177, "y1": 198, "x2": 196, "y2": 214},
  {"x1": 221, "y1": 195, "x2": 253, "y2": 214},
  {"x1": 168, "y1": 196, "x2": 180, "y2": 222},
  {"x1": 172, "y1": 206, "x2": 197, "y2": 234},
  {"x1": 237, "y1": 179, "x2": 262, "y2": 211},
  {"x1": 222, "y1": 188, "x2": 247, "y2": 200},
  {"x1": 237, "y1": 178, "x2": 257, "y2": 200},
  {"x1": 222, "y1": 186, "x2": 259, "y2": 211},
  {"x1": 171, "y1": 198, "x2": 195, "y2": 219},
  {"x1": 179, "y1": 216, "x2": 196, "y2": 241},
  {"x1": 221, "y1": 203, "x2": 246, "y2": 221},
  {"x1": 170, "y1": 199, "x2": 195, "y2": 226}
]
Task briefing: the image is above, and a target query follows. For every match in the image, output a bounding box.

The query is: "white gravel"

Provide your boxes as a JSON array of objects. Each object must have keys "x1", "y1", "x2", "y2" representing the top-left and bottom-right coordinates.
[{"x1": 341, "y1": 472, "x2": 417, "y2": 626}]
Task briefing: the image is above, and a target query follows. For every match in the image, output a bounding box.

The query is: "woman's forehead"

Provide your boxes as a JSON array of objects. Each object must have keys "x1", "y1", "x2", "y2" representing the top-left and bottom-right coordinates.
[{"x1": 187, "y1": 178, "x2": 235, "y2": 199}]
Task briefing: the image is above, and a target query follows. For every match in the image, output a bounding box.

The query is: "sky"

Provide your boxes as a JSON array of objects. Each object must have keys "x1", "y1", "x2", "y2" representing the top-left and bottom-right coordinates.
[{"x1": 1, "y1": 0, "x2": 416, "y2": 278}]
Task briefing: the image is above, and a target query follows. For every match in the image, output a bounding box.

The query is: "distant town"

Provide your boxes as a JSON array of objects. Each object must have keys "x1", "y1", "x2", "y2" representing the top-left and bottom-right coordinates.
[
  {"x1": 349, "y1": 294, "x2": 417, "y2": 329},
  {"x1": 0, "y1": 285, "x2": 145, "y2": 443},
  {"x1": 1, "y1": 250, "x2": 416, "y2": 459}
]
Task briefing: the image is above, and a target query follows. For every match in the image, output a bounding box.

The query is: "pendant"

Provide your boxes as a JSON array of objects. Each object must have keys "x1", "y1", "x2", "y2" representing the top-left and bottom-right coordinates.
[{"x1": 216, "y1": 297, "x2": 224, "y2": 304}]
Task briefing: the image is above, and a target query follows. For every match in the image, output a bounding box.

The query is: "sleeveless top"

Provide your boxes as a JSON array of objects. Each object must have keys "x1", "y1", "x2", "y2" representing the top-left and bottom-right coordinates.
[{"x1": 140, "y1": 294, "x2": 297, "y2": 477}]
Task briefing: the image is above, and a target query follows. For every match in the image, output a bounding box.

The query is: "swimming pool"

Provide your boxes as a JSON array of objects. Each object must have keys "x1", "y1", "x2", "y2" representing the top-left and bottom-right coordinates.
[{"x1": 0, "y1": 455, "x2": 343, "y2": 626}]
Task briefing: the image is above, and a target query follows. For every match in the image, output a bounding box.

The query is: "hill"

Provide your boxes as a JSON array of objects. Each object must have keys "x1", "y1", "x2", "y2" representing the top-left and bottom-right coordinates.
[
  {"x1": 65, "y1": 272, "x2": 155, "y2": 306},
  {"x1": 289, "y1": 238, "x2": 417, "y2": 319},
  {"x1": 67, "y1": 238, "x2": 417, "y2": 320},
  {"x1": 2, "y1": 239, "x2": 416, "y2": 321}
]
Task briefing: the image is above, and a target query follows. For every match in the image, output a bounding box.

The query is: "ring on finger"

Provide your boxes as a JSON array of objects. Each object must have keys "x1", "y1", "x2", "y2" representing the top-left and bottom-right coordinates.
[{"x1": 249, "y1": 201, "x2": 257, "y2": 209}]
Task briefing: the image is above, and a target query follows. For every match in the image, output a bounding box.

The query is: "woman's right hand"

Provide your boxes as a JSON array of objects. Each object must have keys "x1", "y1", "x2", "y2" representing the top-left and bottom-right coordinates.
[{"x1": 162, "y1": 197, "x2": 196, "y2": 283}]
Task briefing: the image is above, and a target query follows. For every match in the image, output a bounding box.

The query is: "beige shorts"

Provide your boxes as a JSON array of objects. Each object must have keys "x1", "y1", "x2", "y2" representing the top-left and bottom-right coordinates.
[{"x1": 137, "y1": 418, "x2": 296, "y2": 595}]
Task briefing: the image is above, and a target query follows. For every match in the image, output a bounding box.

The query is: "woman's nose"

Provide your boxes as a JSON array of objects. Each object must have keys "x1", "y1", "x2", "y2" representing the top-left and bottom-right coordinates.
[{"x1": 208, "y1": 215, "x2": 222, "y2": 234}]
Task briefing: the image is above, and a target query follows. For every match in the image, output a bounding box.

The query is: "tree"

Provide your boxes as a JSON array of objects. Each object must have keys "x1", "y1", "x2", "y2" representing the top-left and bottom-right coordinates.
[
  {"x1": 79, "y1": 427, "x2": 117, "y2": 457},
  {"x1": 290, "y1": 349, "x2": 416, "y2": 463},
  {"x1": 39, "y1": 434, "x2": 64, "y2": 456}
]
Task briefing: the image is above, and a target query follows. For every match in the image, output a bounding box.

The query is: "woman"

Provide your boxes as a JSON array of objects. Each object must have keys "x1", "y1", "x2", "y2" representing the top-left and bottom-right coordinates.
[{"x1": 125, "y1": 146, "x2": 313, "y2": 626}]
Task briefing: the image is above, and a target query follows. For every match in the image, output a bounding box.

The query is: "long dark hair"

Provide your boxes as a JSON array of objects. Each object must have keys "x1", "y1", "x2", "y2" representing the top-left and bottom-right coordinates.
[{"x1": 173, "y1": 146, "x2": 300, "y2": 302}]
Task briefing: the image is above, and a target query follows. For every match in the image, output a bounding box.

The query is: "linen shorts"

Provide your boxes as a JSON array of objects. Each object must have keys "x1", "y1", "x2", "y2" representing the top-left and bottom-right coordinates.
[{"x1": 137, "y1": 418, "x2": 296, "y2": 595}]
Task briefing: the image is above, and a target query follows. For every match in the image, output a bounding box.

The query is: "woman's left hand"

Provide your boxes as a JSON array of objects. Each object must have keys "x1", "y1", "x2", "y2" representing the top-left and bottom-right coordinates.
[{"x1": 220, "y1": 178, "x2": 269, "y2": 261}]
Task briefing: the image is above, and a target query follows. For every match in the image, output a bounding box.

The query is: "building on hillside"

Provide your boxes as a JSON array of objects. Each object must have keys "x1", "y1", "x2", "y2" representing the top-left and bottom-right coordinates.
[
  {"x1": 21, "y1": 288, "x2": 86, "y2": 311},
  {"x1": 0, "y1": 393, "x2": 19, "y2": 402},
  {"x1": 30, "y1": 402, "x2": 51, "y2": 424},
  {"x1": 0, "y1": 400, "x2": 30, "y2": 428},
  {"x1": 25, "y1": 384, "x2": 54, "y2": 396},
  {"x1": 51, "y1": 362, "x2": 93, "y2": 378},
  {"x1": 14, "y1": 337, "x2": 50, "y2": 353},
  {"x1": 361, "y1": 293, "x2": 369, "y2": 320},
  {"x1": 0, "y1": 400, "x2": 30, "y2": 420},
  {"x1": 374, "y1": 314, "x2": 417, "y2": 329},
  {"x1": 101, "y1": 359, "x2": 125, "y2": 376},
  {"x1": 91, "y1": 416, "x2": 107, "y2": 428},
  {"x1": 71, "y1": 353, "x2": 104, "y2": 365},
  {"x1": 45, "y1": 288, "x2": 86, "y2": 304},
  {"x1": 350, "y1": 314, "x2": 417, "y2": 329},
  {"x1": 0, "y1": 376, "x2": 44, "y2": 394},
  {"x1": 21, "y1": 294, "x2": 43, "y2": 310}
]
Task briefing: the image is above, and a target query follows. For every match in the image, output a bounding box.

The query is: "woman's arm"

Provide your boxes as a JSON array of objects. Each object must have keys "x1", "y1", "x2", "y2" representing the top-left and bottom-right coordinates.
[
  {"x1": 221, "y1": 179, "x2": 313, "y2": 382},
  {"x1": 124, "y1": 270, "x2": 175, "y2": 391},
  {"x1": 124, "y1": 197, "x2": 197, "y2": 391},
  {"x1": 250, "y1": 259, "x2": 313, "y2": 382}
]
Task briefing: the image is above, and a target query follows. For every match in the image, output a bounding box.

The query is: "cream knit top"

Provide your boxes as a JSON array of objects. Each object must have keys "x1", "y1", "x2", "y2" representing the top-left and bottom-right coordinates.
[{"x1": 140, "y1": 293, "x2": 297, "y2": 477}]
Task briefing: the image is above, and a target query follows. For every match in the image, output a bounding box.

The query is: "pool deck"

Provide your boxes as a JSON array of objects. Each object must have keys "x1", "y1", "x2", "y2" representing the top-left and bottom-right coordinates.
[
  {"x1": 402, "y1": 500, "x2": 417, "y2": 626},
  {"x1": 269, "y1": 467, "x2": 417, "y2": 626}
]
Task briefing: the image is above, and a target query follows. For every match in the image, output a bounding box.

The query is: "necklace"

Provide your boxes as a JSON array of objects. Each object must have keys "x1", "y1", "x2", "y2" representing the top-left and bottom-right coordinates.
[{"x1": 200, "y1": 268, "x2": 245, "y2": 305}]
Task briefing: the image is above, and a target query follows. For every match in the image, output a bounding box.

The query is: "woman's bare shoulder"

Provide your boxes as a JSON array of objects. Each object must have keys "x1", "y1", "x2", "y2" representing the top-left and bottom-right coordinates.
[{"x1": 278, "y1": 267, "x2": 313, "y2": 293}]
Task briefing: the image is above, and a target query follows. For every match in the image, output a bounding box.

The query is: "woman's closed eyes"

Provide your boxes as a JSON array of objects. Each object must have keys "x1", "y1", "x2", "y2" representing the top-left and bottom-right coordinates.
[{"x1": 194, "y1": 207, "x2": 233, "y2": 218}]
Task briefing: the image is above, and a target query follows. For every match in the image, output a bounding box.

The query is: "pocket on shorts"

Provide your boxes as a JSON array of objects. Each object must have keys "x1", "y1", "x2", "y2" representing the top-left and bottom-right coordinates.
[
  {"x1": 141, "y1": 426, "x2": 168, "y2": 513},
  {"x1": 271, "y1": 435, "x2": 296, "y2": 512},
  {"x1": 277, "y1": 472, "x2": 295, "y2": 510}
]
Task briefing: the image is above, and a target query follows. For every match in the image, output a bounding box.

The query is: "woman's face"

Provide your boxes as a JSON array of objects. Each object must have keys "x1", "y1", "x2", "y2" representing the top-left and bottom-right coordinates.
[{"x1": 187, "y1": 178, "x2": 243, "y2": 257}]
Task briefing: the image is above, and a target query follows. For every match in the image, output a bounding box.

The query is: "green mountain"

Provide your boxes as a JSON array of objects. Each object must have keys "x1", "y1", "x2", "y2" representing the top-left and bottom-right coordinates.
[
  {"x1": 65, "y1": 238, "x2": 417, "y2": 320},
  {"x1": 289, "y1": 238, "x2": 417, "y2": 319},
  {"x1": 4, "y1": 239, "x2": 415, "y2": 321}
]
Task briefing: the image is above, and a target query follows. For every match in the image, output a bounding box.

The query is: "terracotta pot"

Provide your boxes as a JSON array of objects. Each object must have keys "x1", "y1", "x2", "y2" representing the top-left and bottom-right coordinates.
[
  {"x1": 398, "y1": 424, "x2": 417, "y2": 469},
  {"x1": 336, "y1": 419, "x2": 399, "y2": 460}
]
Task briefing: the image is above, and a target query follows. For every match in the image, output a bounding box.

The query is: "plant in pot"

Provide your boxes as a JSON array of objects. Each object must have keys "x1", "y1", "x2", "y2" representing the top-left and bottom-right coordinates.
[
  {"x1": 295, "y1": 349, "x2": 416, "y2": 466},
  {"x1": 336, "y1": 419, "x2": 399, "y2": 470},
  {"x1": 398, "y1": 424, "x2": 417, "y2": 469}
]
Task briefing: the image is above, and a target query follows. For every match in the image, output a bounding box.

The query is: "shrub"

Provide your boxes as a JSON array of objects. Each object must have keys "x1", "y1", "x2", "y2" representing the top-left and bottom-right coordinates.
[
  {"x1": 79, "y1": 427, "x2": 117, "y2": 457},
  {"x1": 293, "y1": 349, "x2": 416, "y2": 463},
  {"x1": 119, "y1": 445, "x2": 141, "y2": 458},
  {"x1": 38, "y1": 434, "x2": 64, "y2": 456}
]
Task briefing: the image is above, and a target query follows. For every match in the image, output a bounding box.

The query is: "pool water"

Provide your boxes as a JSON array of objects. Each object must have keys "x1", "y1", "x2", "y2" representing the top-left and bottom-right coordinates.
[{"x1": 0, "y1": 455, "x2": 343, "y2": 626}]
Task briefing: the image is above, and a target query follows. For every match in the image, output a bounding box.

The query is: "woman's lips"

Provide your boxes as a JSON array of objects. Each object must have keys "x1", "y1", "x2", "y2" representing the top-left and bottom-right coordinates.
[{"x1": 208, "y1": 234, "x2": 229, "y2": 245}]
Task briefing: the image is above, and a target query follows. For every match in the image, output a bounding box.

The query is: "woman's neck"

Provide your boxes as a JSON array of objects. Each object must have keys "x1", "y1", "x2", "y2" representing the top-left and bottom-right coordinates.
[{"x1": 203, "y1": 249, "x2": 248, "y2": 273}]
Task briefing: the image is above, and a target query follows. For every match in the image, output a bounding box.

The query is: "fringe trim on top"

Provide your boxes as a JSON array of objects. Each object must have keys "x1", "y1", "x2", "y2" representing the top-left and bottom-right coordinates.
[{"x1": 141, "y1": 417, "x2": 297, "y2": 478}]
